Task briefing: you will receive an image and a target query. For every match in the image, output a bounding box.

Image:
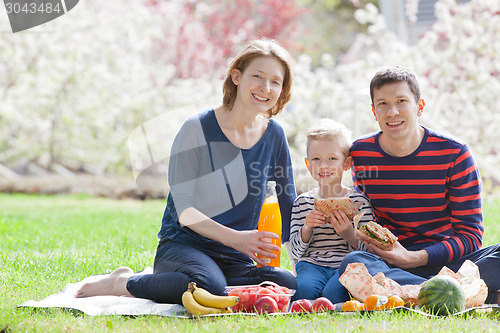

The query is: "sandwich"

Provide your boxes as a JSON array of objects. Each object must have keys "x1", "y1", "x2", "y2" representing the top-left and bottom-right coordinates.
[
  {"x1": 314, "y1": 197, "x2": 362, "y2": 222},
  {"x1": 358, "y1": 221, "x2": 397, "y2": 250}
]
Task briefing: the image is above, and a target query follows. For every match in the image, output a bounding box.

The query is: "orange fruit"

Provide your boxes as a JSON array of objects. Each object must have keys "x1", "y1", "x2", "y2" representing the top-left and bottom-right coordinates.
[
  {"x1": 385, "y1": 295, "x2": 404, "y2": 309},
  {"x1": 363, "y1": 295, "x2": 388, "y2": 311},
  {"x1": 341, "y1": 300, "x2": 364, "y2": 312}
]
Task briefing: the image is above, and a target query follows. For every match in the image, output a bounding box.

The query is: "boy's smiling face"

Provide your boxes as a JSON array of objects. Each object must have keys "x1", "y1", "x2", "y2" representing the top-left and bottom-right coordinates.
[{"x1": 305, "y1": 138, "x2": 352, "y2": 190}]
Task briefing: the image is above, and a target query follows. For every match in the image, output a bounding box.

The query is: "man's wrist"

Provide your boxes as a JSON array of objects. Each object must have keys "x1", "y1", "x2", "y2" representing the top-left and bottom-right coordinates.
[{"x1": 413, "y1": 249, "x2": 429, "y2": 267}]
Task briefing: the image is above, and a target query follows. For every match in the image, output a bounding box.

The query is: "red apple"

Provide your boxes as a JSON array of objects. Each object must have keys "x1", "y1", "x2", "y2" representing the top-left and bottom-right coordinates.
[
  {"x1": 311, "y1": 297, "x2": 335, "y2": 312},
  {"x1": 253, "y1": 296, "x2": 279, "y2": 314},
  {"x1": 290, "y1": 299, "x2": 313, "y2": 313}
]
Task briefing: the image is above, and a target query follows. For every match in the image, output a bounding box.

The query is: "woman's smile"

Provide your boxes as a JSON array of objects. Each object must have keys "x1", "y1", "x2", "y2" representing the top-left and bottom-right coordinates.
[{"x1": 252, "y1": 93, "x2": 269, "y2": 102}]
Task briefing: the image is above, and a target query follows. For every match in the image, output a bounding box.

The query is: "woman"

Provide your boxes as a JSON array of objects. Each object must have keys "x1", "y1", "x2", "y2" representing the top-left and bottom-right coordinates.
[{"x1": 76, "y1": 39, "x2": 297, "y2": 304}]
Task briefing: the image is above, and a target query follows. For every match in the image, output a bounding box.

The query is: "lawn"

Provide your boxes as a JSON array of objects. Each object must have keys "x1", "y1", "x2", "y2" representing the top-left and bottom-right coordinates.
[{"x1": 0, "y1": 193, "x2": 499, "y2": 332}]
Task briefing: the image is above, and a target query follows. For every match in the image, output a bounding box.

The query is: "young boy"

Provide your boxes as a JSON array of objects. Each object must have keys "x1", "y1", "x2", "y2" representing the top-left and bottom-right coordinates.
[{"x1": 289, "y1": 118, "x2": 373, "y2": 303}]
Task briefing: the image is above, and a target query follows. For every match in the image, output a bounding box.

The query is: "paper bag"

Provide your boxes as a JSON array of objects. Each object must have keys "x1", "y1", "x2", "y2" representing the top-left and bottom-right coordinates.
[
  {"x1": 339, "y1": 260, "x2": 488, "y2": 307},
  {"x1": 436, "y1": 260, "x2": 488, "y2": 307},
  {"x1": 338, "y1": 263, "x2": 418, "y2": 302}
]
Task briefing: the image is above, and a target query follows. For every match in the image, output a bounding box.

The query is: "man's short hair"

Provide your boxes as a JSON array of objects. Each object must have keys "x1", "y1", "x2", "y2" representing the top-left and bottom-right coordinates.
[
  {"x1": 306, "y1": 118, "x2": 352, "y2": 157},
  {"x1": 370, "y1": 66, "x2": 421, "y2": 103}
]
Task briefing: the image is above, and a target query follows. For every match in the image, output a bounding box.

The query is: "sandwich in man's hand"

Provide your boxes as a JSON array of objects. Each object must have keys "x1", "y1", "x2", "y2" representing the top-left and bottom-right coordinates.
[{"x1": 357, "y1": 221, "x2": 397, "y2": 250}]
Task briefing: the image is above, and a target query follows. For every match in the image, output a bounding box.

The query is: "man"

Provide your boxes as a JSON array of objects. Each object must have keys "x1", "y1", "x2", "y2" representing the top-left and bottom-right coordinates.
[{"x1": 340, "y1": 66, "x2": 500, "y2": 304}]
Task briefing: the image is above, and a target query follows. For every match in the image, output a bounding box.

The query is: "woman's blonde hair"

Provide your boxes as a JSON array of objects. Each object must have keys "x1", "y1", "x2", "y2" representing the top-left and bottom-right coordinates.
[{"x1": 222, "y1": 39, "x2": 293, "y2": 118}]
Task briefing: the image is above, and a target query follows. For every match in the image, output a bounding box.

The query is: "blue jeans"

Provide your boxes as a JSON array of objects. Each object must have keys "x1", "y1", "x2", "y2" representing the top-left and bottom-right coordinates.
[
  {"x1": 338, "y1": 244, "x2": 500, "y2": 304},
  {"x1": 292, "y1": 261, "x2": 349, "y2": 304},
  {"x1": 126, "y1": 240, "x2": 297, "y2": 304}
]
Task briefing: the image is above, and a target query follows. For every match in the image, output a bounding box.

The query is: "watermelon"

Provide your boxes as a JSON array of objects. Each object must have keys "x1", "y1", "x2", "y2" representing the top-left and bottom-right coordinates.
[{"x1": 417, "y1": 275, "x2": 465, "y2": 316}]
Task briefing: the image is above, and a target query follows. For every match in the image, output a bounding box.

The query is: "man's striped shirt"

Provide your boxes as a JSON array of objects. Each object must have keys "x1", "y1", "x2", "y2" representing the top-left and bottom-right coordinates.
[{"x1": 350, "y1": 126, "x2": 483, "y2": 266}]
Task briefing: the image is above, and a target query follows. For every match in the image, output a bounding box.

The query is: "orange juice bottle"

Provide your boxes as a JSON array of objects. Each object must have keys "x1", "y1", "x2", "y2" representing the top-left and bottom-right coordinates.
[{"x1": 257, "y1": 181, "x2": 282, "y2": 268}]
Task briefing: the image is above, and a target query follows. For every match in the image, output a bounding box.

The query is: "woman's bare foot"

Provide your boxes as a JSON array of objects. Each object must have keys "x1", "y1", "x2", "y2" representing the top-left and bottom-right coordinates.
[{"x1": 76, "y1": 267, "x2": 134, "y2": 298}]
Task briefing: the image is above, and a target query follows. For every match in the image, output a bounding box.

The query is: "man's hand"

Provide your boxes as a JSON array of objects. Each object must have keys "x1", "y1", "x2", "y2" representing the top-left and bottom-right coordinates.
[
  {"x1": 355, "y1": 229, "x2": 428, "y2": 269},
  {"x1": 364, "y1": 240, "x2": 429, "y2": 269}
]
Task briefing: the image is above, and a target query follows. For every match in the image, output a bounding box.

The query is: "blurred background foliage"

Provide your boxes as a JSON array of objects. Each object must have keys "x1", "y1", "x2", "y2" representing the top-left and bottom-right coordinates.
[
  {"x1": 1, "y1": 0, "x2": 499, "y2": 198},
  {"x1": 294, "y1": 0, "x2": 378, "y2": 62}
]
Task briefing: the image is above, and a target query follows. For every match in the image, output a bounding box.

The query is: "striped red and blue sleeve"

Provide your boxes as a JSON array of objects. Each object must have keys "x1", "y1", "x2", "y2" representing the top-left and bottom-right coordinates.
[{"x1": 423, "y1": 144, "x2": 483, "y2": 266}]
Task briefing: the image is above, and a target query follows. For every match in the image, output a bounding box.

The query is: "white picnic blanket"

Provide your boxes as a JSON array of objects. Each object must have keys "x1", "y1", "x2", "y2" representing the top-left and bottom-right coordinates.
[
  {"x1": 18, "y1": 267, "x2": 189, "y2": 317},
  {"x1": 18, "y1": 267, "x2": 499, "y2": 318}
]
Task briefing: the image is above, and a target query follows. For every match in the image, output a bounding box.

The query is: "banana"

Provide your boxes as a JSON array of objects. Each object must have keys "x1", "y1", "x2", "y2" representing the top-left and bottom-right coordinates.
[
  {"x1": 182, "y1": 284, "x2": 222, "y2": 316},
  {"x1": 191, "y1": 282, "x2": 240, "y2": 308},
  {"x1": 221, "y1": 307, "x2": 233, "y2": 314}
]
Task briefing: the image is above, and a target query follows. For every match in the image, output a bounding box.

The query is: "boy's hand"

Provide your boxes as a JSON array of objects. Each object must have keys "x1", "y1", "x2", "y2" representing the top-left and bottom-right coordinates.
[
  {"x1": 329, "y1": 210, "x2": 358, "y2": 248},
  {"x1": 301, "y1": 210, "x2": 325, "y2": 243},
  {"x1": 305, "y1": 209, "x2": 325, "y2": 224},
  {"x1": 329, "y1": 210, "x2": 353, "y2": 235}
]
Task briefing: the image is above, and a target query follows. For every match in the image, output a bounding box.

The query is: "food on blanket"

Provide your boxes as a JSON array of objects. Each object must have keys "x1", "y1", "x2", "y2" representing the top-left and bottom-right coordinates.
[
  {"x1": 339, "y1": 263, "x2": 422, "y2": 303},
  {"x1": 439, "y1": 260, "x2": 488, "y2": 307},
  {"x1": 290, "y1": 299, "x2": 313, "y2": 313},
  {"x1": 311, "y1": 297, "x2": 335, "y2": 312},
  {"x1": 191, "y1": 282, "x2": 239, "y2": 308},
  {"x1": 226, "y1": 283, "x2": 294, "y2": 313},
  {"x1": 417, "y1": 276, "x2": 465, "y2": 316},
  {"x1": 340, "y1": 300, "x2": 364, "y2": 312},
  {"x1": 182, "y1": 283, "x2": 224, "y2": 316},
  {"x1": 385, "y1": 295, "x2": 404, "y2": 309},
  {"x1": 314, "y1": 197, "x2": 362, "y2": 222},
  {"x1": 254, "y1": 296, "x2": 279, "y2": 314},
  {"x1": 403, "y1": 295, "x2": 418, "y2": 308},
  {"x1": 182, "y1": 282, "x2": 237, "y2": 316},
  {"x1": 220, "y1": 307, "x2": 233, "y2": 313},
  {"x1": 358, "y1": 221, "x2": 397, "y2": 250},
  {"x1": 340, "y1": 261, "x2": 485, "y2": 312},
  {"x1": 363, "y1": 294, "x2": 389, "y2": 311}
]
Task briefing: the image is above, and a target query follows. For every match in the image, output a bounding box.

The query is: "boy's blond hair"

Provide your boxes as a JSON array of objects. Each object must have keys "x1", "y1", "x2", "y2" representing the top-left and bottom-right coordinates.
[{"x1": 306, "y1": 119, "x2": 352, "y2": 157}]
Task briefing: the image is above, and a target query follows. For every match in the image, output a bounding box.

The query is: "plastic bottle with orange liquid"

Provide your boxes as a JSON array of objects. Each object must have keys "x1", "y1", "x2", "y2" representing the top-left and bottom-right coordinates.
[{"x1": 257, "y1": 181, "x2": 282, "y2": 268}]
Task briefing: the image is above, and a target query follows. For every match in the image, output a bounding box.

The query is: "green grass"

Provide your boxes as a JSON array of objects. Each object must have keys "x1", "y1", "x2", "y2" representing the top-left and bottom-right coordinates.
[{"x1": 1, "y1": 193, "x2": 499, "y2": 332}]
